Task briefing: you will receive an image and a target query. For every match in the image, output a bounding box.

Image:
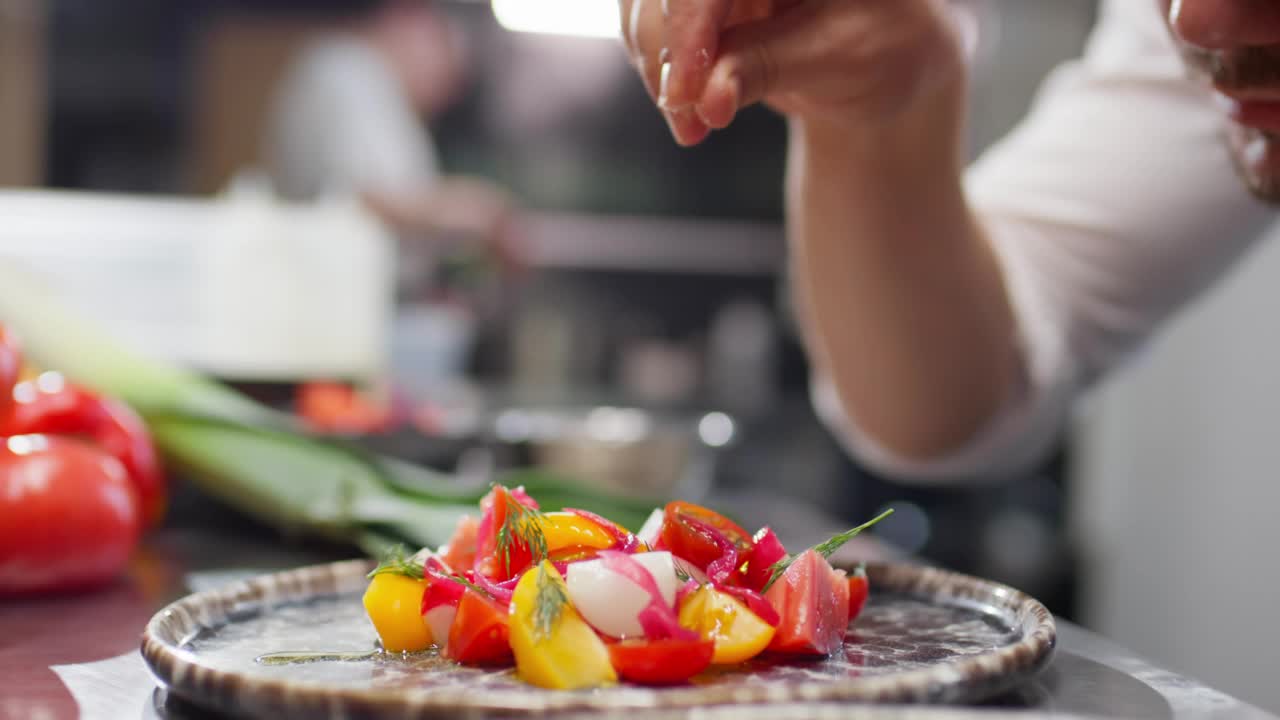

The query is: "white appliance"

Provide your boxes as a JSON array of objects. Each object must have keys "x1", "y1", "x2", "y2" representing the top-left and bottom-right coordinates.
[{"x1": 0, "y1": 187, "x2": 394, "y2": 381}]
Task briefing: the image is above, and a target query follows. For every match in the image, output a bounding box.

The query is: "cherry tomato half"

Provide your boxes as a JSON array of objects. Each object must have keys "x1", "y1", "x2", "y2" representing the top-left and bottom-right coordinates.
[
  {"x1": 0, "y1": 435, "x2": 142, "y2": 596},
  {"x1": 848, "y1": 568, "x2": 869, "y2": 623},
  {"x1": 659, "y1": 501, "x2": 753, "y2": 572},
  {"x1": 607, "y1": 637, "x2": 715, "y2": 685},
  {"x1": 444, "y1": 589, "x2": 513, "y2": 666},
  {"x1": 0, "y1": 324, "x2": 21, "y2": 424},
  {"x1": 0, "y1": 374, "x2": 166, "y2": 527}
]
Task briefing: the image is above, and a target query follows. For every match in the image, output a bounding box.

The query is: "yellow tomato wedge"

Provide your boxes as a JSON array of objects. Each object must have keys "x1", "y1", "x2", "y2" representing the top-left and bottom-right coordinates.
[
  {"x1": 529, "y1": 512, "x2": 617, "y2": 555},
  {"x1": 509, "y1": 561, "x2": 617, "y2": 689},
  {"x1": 362, "y1": 573, "x2": 432, "y2": 652},
  {"x1": 677, "y1": 586, "x2": 776, "y2": 664}
]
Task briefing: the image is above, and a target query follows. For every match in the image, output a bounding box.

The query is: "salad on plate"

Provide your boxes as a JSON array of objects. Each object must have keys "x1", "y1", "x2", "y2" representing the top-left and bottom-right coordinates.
[{"x1": 362, "y1": 484, "x2": 892, "y2": 689}]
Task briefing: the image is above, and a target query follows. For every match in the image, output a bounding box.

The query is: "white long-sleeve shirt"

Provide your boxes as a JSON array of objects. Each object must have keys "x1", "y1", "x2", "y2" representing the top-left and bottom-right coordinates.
[
  {"x1": 263, "y1": 36, "x2": 440, "y2": 202},
  {"x1": 815, "y1": 0, "x2": 1278, "y2": 482}
]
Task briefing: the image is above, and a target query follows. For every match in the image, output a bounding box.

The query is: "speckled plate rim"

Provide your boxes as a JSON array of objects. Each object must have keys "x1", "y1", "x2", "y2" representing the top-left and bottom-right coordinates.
[{"x1": 140, "y1": 559, "x2": 1056, "y2": 718}]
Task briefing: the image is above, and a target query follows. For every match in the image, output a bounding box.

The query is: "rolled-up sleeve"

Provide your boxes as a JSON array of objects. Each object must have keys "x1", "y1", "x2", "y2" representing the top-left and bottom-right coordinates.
[{"x1": 815, "y1": 0, "x2": 1276, "y2": 483}]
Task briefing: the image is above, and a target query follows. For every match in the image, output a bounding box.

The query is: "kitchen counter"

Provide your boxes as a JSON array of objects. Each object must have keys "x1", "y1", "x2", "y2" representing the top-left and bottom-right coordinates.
[{"x1": 0, "y1": 509, "x2": 1273, "y2": 720}]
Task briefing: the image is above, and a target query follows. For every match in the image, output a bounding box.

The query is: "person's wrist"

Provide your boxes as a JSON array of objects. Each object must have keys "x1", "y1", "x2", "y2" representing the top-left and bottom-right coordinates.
[{"x1": 786, "y1": 26, "x2": 968, "y2": 162}]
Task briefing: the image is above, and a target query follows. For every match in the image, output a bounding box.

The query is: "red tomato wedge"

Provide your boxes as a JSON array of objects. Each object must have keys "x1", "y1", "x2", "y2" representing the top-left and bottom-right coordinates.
[
  {"x1": 607, "y1": 637, "x2": 715, "y2": 685},
  {"x1": 444, "y1": 589, "x2": 513, "y2": 666},
  {"x1": 764, "y1": 550, "x2": 850, "y2": 656},
  {"x1": 659, "y1": 501, "x2": 753, "y2": 575},
  {"x1": 848, "y1": 567, "x2": 869, "y2": 622},
  {"x1": 742, "y1": 526, "x2": 787, "y2": 591}
]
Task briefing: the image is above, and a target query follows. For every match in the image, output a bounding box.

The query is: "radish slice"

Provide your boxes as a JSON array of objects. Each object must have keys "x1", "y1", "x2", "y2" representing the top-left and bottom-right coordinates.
[
  {"x1": 565, "y1": 551, "x2": 680, "y2": 638},
  {"x1": 636, "y1": 508, "x2": 665, "y2": 547},
  {"x1": 421, "y1": 573, "x2": 465, "y2": 648},
  {"x1": 471, "y1": 571, "x2": 517, "y2": 606},
  {"x1": 423, "y1": 606, "x2": 456, "y2": 648},
  {"x1": 596, "y1": 551, "x2": 697, "y2": 642},
  {"x1": 421, "y1": 572, "x2": 464, "y2": 612}
]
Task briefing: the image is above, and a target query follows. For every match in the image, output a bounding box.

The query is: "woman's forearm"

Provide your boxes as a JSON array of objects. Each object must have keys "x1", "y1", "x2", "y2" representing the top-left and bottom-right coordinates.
[{"x1": 787, "y1": 115, "x2": 1019, "y2": 462}]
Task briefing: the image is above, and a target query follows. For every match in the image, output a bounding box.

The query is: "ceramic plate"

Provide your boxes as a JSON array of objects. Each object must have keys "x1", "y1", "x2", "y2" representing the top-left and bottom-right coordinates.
[{"x1": 141, "y1": 559, "x2": 1056, "y2": 719}]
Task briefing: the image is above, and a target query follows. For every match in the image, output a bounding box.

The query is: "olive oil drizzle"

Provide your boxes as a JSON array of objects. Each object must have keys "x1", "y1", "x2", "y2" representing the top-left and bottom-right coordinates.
[{"x1": 255, "y1": 649, "x2": 382, "y2": 666}]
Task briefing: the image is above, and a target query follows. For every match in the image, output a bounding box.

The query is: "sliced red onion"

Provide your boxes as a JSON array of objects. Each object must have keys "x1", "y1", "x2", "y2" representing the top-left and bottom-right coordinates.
[
  {"x1": 424, "y1": 555, "x2": 454, "y2": 576},
  {"x1": 720, "y1": 585, "x2": 781, "y2": 627},
  {"x1": 635, "y1": 508, "x2": 665, "y2": 547},
  {"x1": 637, "y1": 606, "x2": 698, "y2": 642},
  {"x1": 597, "y1": 550, "x2": 697, "y2": 641},
  {"x1": 680, "y1": 515, "x2": 740, "y2": 584},
  {"x1": 470, "y1": 569, "x2": 516, "y2": 606},
  {"x1": 565, "y1": 507, "x2": 641, "y2": 553}
]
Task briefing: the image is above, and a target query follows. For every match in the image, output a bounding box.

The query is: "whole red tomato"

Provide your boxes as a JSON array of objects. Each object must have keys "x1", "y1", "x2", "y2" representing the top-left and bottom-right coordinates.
[
  {"x1": 0, "y1": 435, "x2": 142, "y2": 595},
  {"x1": 0, "y1": 324, "x2": 20, "y2": 423},
  {"x1": 0, "y1": 373, "x2": 165, "y2": 526}
]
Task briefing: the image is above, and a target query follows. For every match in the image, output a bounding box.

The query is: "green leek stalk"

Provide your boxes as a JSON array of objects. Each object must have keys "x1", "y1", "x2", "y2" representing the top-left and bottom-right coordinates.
[{"x1": 0, "y1": 266, "x2": 654, "y2": 555}]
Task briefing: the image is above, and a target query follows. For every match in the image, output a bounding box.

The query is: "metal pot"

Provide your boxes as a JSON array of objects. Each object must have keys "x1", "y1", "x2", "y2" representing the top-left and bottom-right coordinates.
[{"x1": 487, "y1": 406, "x2": 736, "y2": 500}]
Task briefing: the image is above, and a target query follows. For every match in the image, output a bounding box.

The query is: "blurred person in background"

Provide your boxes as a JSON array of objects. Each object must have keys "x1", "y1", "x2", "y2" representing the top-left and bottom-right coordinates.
[
  {"x1": 618, "y1": 0, "x2": 1280, "y2": 483},
  {"x1": 265, "y1": 0, "x2": 523, "y2": 430},
  {"x1": 263, "y1": 0, "x2": 518, "y2": 279}
]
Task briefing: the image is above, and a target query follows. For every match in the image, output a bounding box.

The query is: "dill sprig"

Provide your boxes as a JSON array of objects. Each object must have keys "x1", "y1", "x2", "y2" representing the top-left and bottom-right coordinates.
[
  {"x1": 445, "y1": 573, "x2": 494, "y2": 600},
  {"x1": 674, "y1": 565, "x2": 692, "y2": 583},
  {"x1": 366, "y1": 544, "x2": 425, "y2": 580},
  {"x1": 494, "y1": 493, "x2": 549, "y2": 573},
  {"x1": 761, "y1": 509, "x2": 894, "y2": 593},
  {"x1": 532, "y1": 564, "x2": 568, "y2": 643}
]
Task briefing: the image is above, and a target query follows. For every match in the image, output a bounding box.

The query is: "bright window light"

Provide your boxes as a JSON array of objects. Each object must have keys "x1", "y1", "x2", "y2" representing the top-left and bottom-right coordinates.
[{"x1": 491, "y1": 0, "x2": 621, "y2": 39}]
